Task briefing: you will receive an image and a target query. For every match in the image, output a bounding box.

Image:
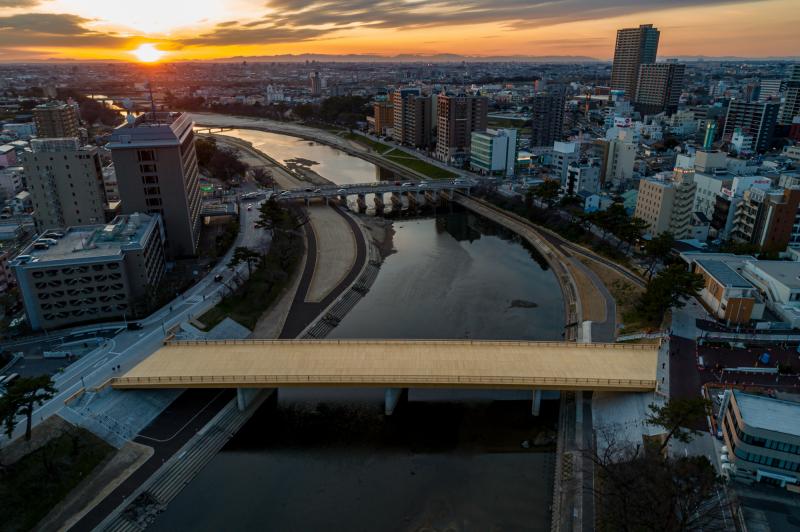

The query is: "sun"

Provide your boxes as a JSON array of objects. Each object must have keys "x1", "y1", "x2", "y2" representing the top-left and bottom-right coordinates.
[{"x1": 131, "y1": 44, "x2": 166, "y2": 63}]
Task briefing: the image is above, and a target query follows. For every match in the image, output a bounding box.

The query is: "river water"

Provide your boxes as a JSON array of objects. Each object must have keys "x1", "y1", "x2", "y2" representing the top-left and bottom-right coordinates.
[
  {"x1": 217, "y1": 128, "x2": 382, "y2": 185},
  {"x1": 149, "y1": 129, "x2": 563, "y2": 531}
]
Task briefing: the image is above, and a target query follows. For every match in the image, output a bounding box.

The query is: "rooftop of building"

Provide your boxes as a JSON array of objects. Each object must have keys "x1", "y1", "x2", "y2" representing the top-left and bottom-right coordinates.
[
  {"x1": 747, "y1": 260, "x2": 800, "y2": 290},
  {"x1": 33, "y1": 100, "x2": 72, "y2": 110},
  {"x1": 696, "y1": 258, "x2": 753, "y2": 288},
  {"x1": 734, "y1": 390, "x2": 800, "y2": 438},
  {"x1": 107, "y1": 111, "x2": 192, "y2": 148},
  {"x1": 12, "y1": 212, "x2": 159, "y2": 265}
]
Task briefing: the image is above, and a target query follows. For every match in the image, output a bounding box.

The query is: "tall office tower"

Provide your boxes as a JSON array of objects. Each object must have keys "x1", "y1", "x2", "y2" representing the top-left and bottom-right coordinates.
[
  {"x1": 107, "y1": 112, "x2": 201, "y2": 258},
  {"x1": 780, "y1": 64, "x2": 800, "y2": 125},
  {"x1": 391, "y1": 89, "x2": 432, "y2": 148},
  {"x1": 22, "y1": 138, "x2": 107, "y2": 231},
  {"x1": 32, "y1": 101, "x2": 80, "y2": 138},
  {"x1": 436, "y1": 93, "x2": 488, "y2": 164},
  {"x1": 530, "y1": 88, "x2": 566, "y2": 148},
  {"x1": 610, "y1": 24, "x2": 660, "y2": 99},
  {"x1": 722, "y1": 100, "x2": 780, "y2": 154},
  {"x1": 635, "y1": 63, "x2": 685, "y2": 116},
  {"x1": 309, "y1": 71, "x2": 322, "y2": 96}
]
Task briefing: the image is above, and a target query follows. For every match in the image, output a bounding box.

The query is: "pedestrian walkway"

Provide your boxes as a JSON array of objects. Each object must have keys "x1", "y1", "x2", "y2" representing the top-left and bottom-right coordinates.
[{"x1": 95, "y1": 392, "x2": 271, "y2": 531}]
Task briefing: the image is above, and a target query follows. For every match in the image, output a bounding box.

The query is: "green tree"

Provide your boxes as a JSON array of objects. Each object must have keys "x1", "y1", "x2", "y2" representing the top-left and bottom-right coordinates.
[
  {"x1": 0, "y1": 375, "x2": 57, "y2": 441},
  {"x1": 616, "y1": 216, "x2": 649, "y2": 252},
  {"x1": 637, "y1": 265, "x2": 704, "y2": 324},
  {"x1": 195, "y1": 136, "x2": 217, "y2": 168},
  {"x1": 208, "y1": 147, "x2": 248, "y2": 183},
  {"x1": 646, "y1": 398, "x2": 712, "y2": 454},
  {"x1": 228, "y1": 246, "x2": 261, "y2": 276},
  {"x1": 644, "y1": 231, "x2": 676, "y2": 279},
  {"x1": 531, "y1": 179, "x2": 560, "y2": 207},
  {"x1": 251, "y1": 167, "x2": 273, "y2": 188}
]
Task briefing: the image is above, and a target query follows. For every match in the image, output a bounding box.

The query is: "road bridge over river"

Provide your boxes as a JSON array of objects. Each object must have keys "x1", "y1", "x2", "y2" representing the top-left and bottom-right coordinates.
[
  {"x1": 275, "y1": 180, "x2": 473, "y2": 209},
  {"x1": 111, "y1": 339, "x2": 658, "y2": 414}
]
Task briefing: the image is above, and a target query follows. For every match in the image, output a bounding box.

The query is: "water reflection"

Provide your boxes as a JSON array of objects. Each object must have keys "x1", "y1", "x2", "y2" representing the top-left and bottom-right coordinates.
[{"x1": 331, "y1": 207, "x2": 564, "y2": 341}]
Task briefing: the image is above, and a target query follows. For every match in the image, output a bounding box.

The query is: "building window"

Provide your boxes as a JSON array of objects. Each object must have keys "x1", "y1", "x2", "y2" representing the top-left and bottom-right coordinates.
[{"x1": 137, "y1": 150, "x2": 156, "y2": 162}]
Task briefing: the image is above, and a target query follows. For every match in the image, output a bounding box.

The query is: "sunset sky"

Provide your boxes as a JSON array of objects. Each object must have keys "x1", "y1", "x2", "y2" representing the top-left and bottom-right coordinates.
[{"x1": 0, "y1": 0, "x2": 798, "y2": 62}]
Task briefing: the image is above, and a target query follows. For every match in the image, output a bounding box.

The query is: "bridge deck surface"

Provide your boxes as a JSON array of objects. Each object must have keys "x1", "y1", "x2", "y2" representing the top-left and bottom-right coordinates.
[{"x1": 113, "y1": 340, "x2": 658, "y2": 392}]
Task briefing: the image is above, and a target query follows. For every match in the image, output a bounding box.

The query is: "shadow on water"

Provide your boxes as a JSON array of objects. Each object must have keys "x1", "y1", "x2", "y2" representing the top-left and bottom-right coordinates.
[{"x1": 150, "y1": 389, "x2": 558, "y2": 532}]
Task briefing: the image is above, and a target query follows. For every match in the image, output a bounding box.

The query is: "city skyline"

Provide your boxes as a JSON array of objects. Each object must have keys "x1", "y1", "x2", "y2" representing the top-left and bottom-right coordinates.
[{"x1": 0, "y1": 0, "x2": 798, "y2": 62}]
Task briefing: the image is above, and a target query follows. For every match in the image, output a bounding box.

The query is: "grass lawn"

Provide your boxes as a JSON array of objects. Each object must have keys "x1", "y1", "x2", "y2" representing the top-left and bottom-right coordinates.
[
  {"x1": 0, "y1": 429, "x2": 113, "y2": 532},
  {"x1": 384, "y1": 150, "x2": 458, "y2": 180},
  {"x1": 199, "y1": 227, "x2": 304, "y2": 331},
  {"x1": 344, "y1": 133, "x2": 394, "y2": 154}
]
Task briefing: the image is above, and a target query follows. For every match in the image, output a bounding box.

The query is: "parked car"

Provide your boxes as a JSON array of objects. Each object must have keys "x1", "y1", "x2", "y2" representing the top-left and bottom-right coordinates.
[{"x1": 214, "y1": 274, "x2": 224, "y2": 282}]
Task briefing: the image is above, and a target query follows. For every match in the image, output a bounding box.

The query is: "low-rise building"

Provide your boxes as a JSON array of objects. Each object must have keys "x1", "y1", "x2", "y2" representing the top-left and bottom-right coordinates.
[
  {"x1": 694, "y1": 258, "x2": 764, "y2": 324},
  {"x1": 563, "y1": 160, "x2": 601, "y2": 196},
  {"x1": 11, "y1": 213, "x2": 165, "y2": 331},
  {"x1": 720, "y1": 390, "x2": 800, "y2": 489},
  {"x1": 743, "y1": 260, "x2": 800, "y2": 328}
]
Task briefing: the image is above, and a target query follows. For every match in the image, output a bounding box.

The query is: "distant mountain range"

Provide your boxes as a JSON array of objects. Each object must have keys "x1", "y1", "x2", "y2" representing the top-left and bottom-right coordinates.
[
  {"x1": 211, "y1": 53, "x2": 603, "y2": 63},
  {"x1": 14, "y1": 53, "x2": 800, "y2": 64},
  {"x1": 662, "y1": 55, "x2": 800, "y2": 62}
]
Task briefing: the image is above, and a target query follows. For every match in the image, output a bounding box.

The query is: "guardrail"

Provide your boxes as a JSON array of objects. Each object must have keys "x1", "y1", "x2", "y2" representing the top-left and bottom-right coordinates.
[{"x1": 112, "y1": 374, "x2": 656, "y2": 388}]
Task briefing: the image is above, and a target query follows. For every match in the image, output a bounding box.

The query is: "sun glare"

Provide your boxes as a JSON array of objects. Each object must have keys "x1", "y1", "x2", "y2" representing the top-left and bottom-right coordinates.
[{"x1": 131, "y1": 44, "x2": 166, "y2": 63}]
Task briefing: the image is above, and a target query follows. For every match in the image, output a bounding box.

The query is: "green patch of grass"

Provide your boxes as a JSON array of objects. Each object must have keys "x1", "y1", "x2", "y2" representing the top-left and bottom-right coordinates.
[
  {"x1": 0, "y1": 429, "x2": 113, "y2": 532},
  {"x1": 345, "y1": 133, "x2": 393, "y2": 154},
  {"x1": 384, "y1": 153, "x2": 458, "y2": 180},
  {"x1": 199, "y1": 226, "x2": 304, "y2": 331}
]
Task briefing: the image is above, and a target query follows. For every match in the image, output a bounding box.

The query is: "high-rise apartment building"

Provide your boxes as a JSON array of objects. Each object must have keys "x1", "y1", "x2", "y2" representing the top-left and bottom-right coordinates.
[
  {"x1": 108, "y1": 112, "x2": 201, "y2": 258},
  {"x1": 373, "y1": 101, "x2": 394, "y2": 136},
  {"x1": 780, "y1": 64, "x2": 800, "y2": 125},
  {"x1": 32, "y1": 101, "x2": 80, "y2": 138},
  {"x1": 22, "y1": 138, "x2": 107, "y2": 231},
  {"x1": 723, "y1": 100, "x2": 780, "y2": 153},
  {"x1": 732, "y1": 187, "x2": 800, "y2": 253},
  {"x1": 309, "y1": 71, "x2": 322, "y2": 97},
  {"x1": 634, "y1": 169, "x2": 696, "y2": 238},
  {"x1": 436, "y1": 93, "x2": 488, "y2": 164},
  {"x1": 391, "y1": 89, "x2": 432, "y2": 149},
  {"x1": 759, "y1": 79, "x2": 783, "y2": 102},
  {"x1": 635, "y1": 62, "x2": 685, "y2": 115},
  {"x1": 530, "y1": 88, "x2": 566, "y2": 148},
  {"x1": 611, "y1": 24, "x2": 660, "y2": 99},
  {"x1": 602, "y1": 137, "x2": 637, "y2": 187}
]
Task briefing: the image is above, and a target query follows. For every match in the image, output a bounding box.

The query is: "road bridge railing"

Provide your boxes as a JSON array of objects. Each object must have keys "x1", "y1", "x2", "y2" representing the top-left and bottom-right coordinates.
[{"x1": 112, "y1": 373, "x2": 655, "y2": 390}]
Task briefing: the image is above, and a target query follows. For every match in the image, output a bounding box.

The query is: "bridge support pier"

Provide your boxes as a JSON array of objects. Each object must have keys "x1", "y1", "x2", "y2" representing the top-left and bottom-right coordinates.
[
  {"x1": 384, "y1": 387, "x2": 408, "y2": 416},
  {"x1": 339, "y1": 194, "x2": 349, "y2": 207},
  {"x1": 406, "y1": 191, "x2": 418, "y2": 209},
  {"x1": 391, "y1": 191, "x2": 403, "y2": 209},
  {"x1": 374, "y1": 193, "x2": 385, "y2": 211},
  {"x1": 531, "y1": 389, "x2": 542, "y2": 416},
  {"x1": 237, "y1": 387, "x2": 274, "y2": 412},
  {"x1": 357, "y1": 193, "x2": 367, "y2": 213},
  {"x1": 304, "y1": 197, "x2": 310, "y2": 207}
]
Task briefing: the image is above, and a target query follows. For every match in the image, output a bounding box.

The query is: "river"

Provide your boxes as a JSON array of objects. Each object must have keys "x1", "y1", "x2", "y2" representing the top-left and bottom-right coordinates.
[
  {"x1": 149, "y1": 128, "x2": 563, "y2": 531},
  {"x1": 217, "y1": 128, "x2": 382, "y2": 185}
]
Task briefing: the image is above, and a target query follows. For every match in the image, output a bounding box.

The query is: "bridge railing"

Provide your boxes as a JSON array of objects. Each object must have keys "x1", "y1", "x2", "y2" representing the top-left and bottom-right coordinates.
[
  {"x1": 112, "y1": 374, "x2": 656, "y2": 388},
  {"x1": 165, "y1": 338, "x2": 657, "y2": 350}
]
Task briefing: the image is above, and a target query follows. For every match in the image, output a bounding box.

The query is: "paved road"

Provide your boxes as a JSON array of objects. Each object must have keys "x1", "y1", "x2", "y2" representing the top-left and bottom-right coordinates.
[
  {"x1": 2, "y1": 180, "x2": 268, "y2": 445},
  {"x1": 279, "y1": 205, "x2": 367, "y2": 339},
  {"x1": 70, "y1": 389, "x2": 234, "y2": 532}
]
